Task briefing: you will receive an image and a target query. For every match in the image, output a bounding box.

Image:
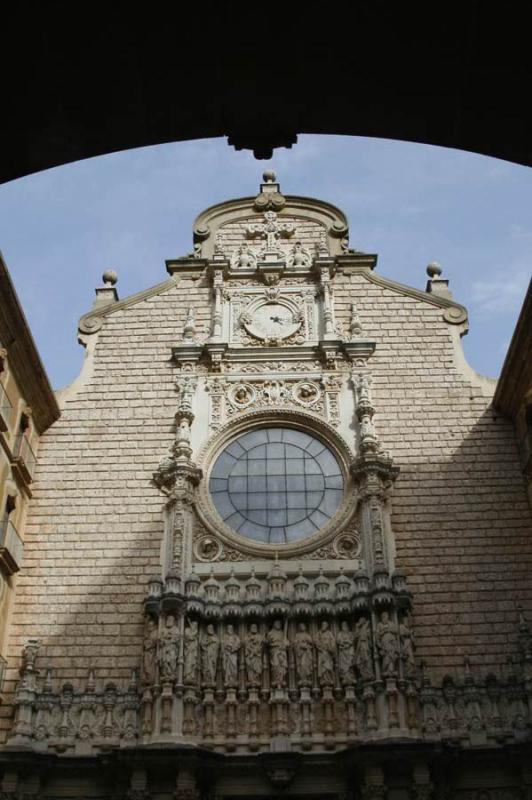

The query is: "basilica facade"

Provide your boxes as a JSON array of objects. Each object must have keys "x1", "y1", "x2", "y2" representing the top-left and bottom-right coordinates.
[{"x1": 0, "y1": 173, "x2": 531, "y2": 799}]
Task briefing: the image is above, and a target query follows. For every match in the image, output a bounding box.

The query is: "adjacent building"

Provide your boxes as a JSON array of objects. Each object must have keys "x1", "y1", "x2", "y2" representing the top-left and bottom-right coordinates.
[
  {"x1": 0, "y1": 254, "x2": 60, "y2": 691},
  {"x1": 0, "y1": 174, "x2": 531, "y2": 799}
]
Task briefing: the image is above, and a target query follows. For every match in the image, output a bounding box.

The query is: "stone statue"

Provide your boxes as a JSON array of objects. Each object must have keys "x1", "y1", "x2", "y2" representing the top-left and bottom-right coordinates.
[
  {"x1": 183, "y1": 620, "x2": 200, "y2": 685},
  {"x1": 200, "y1": 623, "x2": 219, "y2": 685},
  {"x1": 141, "y1": 617, "x2": 158, "y2": 685},
  {"x1": 233, "y1": 244, "x2": 256, "y2": 269},
  {"x1": 267, "y1": 619, "x2": 289, "y2": 689},
  {"x1": 314, "y1": 620, "x2": 336, "y2": 686},
  {"x1": 376, "y1": 611, "x2": 399, "y2": 676},
  {"x1": 399, "y1": 615, "x2": 416, "y2": 677},
  {"x1": 221, "y1": 624, "x2": 241, "y2": 687},
  {"x1": 337, "y1": 621, "x2": 356, "y2": 685},
  {"x1": 244, "y1": 623, "x2": 264, "y2": 687},
  {"x1": 293, "y1": 622, "x2": 314, "y2": 686},
  {"x1": 158, "y1": 614, "x2": 180, "y2": 682},
  {"x1": 354, "y1": 617, "x2": 374, "y2": 681}
]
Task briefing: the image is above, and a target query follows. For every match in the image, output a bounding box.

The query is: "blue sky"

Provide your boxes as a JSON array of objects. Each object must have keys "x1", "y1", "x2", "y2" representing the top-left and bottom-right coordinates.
[{"x1": 0, "y1": 135, "x2": 530, "y2": 389}]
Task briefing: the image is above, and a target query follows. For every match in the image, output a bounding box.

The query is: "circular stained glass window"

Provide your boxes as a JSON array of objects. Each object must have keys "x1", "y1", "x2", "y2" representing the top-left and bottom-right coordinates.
[{"x1": 209, "y1": 427, "x2": 344, "y2": 544}]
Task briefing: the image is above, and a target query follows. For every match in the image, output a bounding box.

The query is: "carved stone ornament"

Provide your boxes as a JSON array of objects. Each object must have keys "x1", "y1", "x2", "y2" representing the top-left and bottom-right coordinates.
[
  {"x1": 333, "y1": 530, "x2": 361, "y2": 558},
  {"x1": 194, "y1": 535, "x2": 224, "y2": 562}
]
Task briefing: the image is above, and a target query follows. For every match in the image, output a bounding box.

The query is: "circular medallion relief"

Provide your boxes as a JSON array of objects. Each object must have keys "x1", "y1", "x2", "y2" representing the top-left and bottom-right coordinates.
[{"x1": 209, "y1": 427, "x2": 344, "y2": 545}]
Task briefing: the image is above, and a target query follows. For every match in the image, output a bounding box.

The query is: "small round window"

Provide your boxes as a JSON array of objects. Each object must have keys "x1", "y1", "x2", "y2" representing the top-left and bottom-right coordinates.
[{"x1": 209, "y1": 427, "x2": 344, "y2": 544}]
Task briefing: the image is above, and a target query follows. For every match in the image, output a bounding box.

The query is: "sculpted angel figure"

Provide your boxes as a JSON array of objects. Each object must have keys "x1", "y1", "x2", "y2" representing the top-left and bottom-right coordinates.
[
  {"x1": 354, "y1": 617, "x2": 374, "y2": 681},
  {"x1": 337, "y1": 621, "x2": 356, "y2": 685},
  {"x1": 267, "y1": 619, "x2": 289, "y2": 689},
  {"x1": 244, "y1": 623, "x2": 264, "y2": 687},
  {"x1": 142, "y1": 617, "x2": 158, "y2": 685},
  {"x1": 158, "y1": 614, "x2": 180, "y2": 682},
  {"x1": 399, "y1": 615, "x2": 416, "y2": 677},
  {"x1": 200, "y1": 623, "x2": 220, "y2": 686},
  {"x1": 183, "y1": 620, "x2": 200, "y2": 685},
  {"x1": 221, "y1": 624, "x2": 241, "y2": 687},
  {"x1": 314, "y1": 620, "x2": 336, "y2": 687},
  {"x1": 376, "y1": 611, "x2": 400, "y2": 676},
  {"x1": 293, "y1": 622, "x2": 314, "y2": 686}
]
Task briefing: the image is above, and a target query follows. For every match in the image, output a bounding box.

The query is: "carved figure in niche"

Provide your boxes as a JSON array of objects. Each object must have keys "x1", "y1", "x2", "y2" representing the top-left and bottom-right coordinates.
[
  {"x1": 314, "y1": 620, "x2": 336, "y2": 687},
  {"x1": 232, "y1": 244, "x2": 256, "y2": 269},
  {"x1": 142, "y1": 617, "x2": 159, "y2": 685},
  {"x1": 399, "y1": 614, "x2": 416, "y2": 678},
  {"x1": 158, "y1": 614, "x2": 180, "y2": 682},
  {"x1": 267, "y1": 619, "x2": 289, "y2": 689},
  {"x1": 222, "y1": 624, "x2": 241, "y2": 687},
  {"x1": 244, "y1": 623, "x2": 264, "y2": 686},
  {"x1": 183, "y1": 620, "x2": 200, "y2": 685},
  {"x1": 293, "y1": 622, "x2": 314, "y2": 686},
  {"x1": 289, "y1": 240, "x2": 311, "y2": 268},
  {"x1": 376, "y1": 611, "x2": 399, "y2": 676},
  {"x1": 354, "y1": 617, "x2": 374, "y2": 681},
  {"x1": 337, "y1": 621, "x2": 356, "y2": 685},
  {"x1": 200, "y1": 623, "x2": 220, "y2": 685}
]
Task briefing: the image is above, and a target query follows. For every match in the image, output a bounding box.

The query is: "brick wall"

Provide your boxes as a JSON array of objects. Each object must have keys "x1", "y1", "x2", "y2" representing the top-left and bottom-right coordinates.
[{"x1": 1, "y1": 269, "x2": 531, "y2": 737}]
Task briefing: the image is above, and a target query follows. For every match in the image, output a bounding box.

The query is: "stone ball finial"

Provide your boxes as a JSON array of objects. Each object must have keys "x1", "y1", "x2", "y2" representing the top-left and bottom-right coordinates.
[
  {"x1": 426, "y1": 261, "x2": 442, "y2": 279},
  {"x1": 263, "y1": 169, "x2": 276, "y2": 184},
  {"x1": 102, "y1": 269, "x2": 118, "y2": 286}
]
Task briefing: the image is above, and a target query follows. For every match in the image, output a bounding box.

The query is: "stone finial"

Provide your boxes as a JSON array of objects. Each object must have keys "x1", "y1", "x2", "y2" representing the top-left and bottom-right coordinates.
[
  {"x1": 426, "y1": 261, "x2": 452, "y2": 299},
  {"x1": 92, "y1": 269, "x2": 119, "y2": 309},
  {"x1": 102, "y1": 269, "x2": 118, "y2": 286},
  {"x1": 426, "y1": 261, "x2": 442, "y2": 279}
]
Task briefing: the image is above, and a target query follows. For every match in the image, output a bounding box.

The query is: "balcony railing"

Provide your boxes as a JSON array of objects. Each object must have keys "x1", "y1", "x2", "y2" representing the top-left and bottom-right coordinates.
[
  {"x1": 13, "y1": 432, "x2": 37, "y2": 482},
  {"x1": 0, "y1": 383, "x2": 12, "y2": 432},
  {"x1": 0, "y1": 518, "x2": 24, "y2": 574}
]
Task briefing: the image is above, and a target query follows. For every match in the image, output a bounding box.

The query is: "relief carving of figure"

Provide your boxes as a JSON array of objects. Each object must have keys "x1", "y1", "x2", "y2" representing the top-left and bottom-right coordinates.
[
  {"x1": 221, "y1": 624, "x2": 241, "y2": 687},
  {"x1": 376, "y1": 611, "x2": 399, "y2": 676},
  {"x1": 399, "y1": 615, "x2": 416, "y2": 677},
  {"x1": 200, "y1": 623, "x2": 220, "y2": 686},
  {"x1": 314, "y1": 620, "x2": 336, "y2": 687},
  {"x1": 244, "y1": 623, "x2": 264, "y2": 687},
  {"x1": 142, "y1": 617, "x2": 158, "y2": 685},
  {"x1": 183, "y1": 620, "x2": 200, "y2": 685},
  {"x1": 158, "y1": 614, "x2": 180, "y2": 682},
  {"x1": 354, "y1": 617, "x2": 374, "y2": 681},
  {"x1": 293, "y1": 622, "x2": 314, "y2": 686},
  {"x1": 232, "y1": 244, "x2": 256, "y2": 269},
  {"x1": 267, "y1": 619, "x2": 289, "y2": 689},
  {"x1": 337, "y1": 621, "x2": 356, "y2": 685}
]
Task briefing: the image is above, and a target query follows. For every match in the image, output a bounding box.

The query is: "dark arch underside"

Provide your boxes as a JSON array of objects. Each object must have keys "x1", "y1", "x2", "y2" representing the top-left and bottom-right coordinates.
[{"x1": 3, "y1": 4, "x2": 532, "y2": 182}]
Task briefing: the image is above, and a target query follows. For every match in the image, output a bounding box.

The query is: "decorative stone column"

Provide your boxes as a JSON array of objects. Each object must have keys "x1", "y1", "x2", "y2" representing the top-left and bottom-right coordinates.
[{"x1": 350, "y1": 372, "x2": 399, "y2": 574}]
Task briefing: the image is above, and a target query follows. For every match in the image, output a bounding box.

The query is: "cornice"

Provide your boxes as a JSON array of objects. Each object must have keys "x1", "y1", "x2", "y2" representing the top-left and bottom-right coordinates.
[
  {"x1": 492, "y1": 277, "x2": 532, "y2": 417},
  {"x1": 0, "y1": 253, "x2": 60, "y2": 433},
  {"x1": 78, "y1": 277, "x2": 180, "y2": 335},
  {"x1": 352, "y1": 266, "x2": 469, "y2": 326}
]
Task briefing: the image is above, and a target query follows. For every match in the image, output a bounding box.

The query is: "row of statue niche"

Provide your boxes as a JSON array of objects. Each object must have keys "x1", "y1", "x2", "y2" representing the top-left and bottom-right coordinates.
[{"x1": 142, "y1": 612, "x2": 415, "y2": 689}]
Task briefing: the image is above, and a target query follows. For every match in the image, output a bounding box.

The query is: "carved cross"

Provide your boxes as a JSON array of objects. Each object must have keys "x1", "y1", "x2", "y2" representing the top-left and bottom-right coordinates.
[{"x1": 246, "y1": 211, "x2": 295, "y2": 252}]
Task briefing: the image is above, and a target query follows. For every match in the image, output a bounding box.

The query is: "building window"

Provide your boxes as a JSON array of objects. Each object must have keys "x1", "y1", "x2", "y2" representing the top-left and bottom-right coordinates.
[
  {"x1": 209, "y1": 427, "x2": 344, "y2": 544},
  {"x1": 0, "y1": 495, "x2": 23, "y2": 574},
  {"x1": 13, "y1": 411, "x2": 36, "y2": 481}
]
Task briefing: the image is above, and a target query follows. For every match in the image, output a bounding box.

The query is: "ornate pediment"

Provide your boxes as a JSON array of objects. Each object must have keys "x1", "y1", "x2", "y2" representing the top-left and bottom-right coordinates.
[{"x1": 189, "y1": 172, "x2": 349, "y2": 264}]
